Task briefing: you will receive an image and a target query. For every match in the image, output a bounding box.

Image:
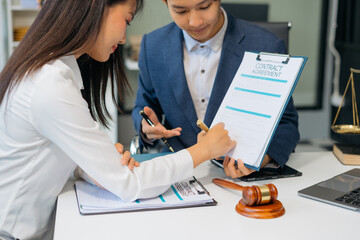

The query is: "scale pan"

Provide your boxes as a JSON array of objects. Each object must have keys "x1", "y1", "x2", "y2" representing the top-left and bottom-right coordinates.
[{"x1": 331, "y1": 125, "x2": 360, "y2": 134}]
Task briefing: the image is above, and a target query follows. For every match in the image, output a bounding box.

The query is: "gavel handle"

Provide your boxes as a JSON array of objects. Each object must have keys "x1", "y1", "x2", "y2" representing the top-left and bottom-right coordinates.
[{"x1": 212, "y1": 178, "x2": 244, "y2": 191}]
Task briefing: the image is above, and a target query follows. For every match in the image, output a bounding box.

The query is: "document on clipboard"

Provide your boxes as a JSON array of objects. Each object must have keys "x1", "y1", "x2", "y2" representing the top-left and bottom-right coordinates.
[
  {"x1": 211, "y1": 51, "x2": 307, "y2": 171},
  {"x1": 75, "y1": 153, "x2": 216, "y2": 215},
  {"x1": 75, "y1": 177, "x2": 215, "y2": 215}
]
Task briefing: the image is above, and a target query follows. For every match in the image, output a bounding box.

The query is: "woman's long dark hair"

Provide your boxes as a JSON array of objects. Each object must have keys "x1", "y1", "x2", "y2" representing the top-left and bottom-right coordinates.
[{"x1": 0, "y1": 0, "x2": 143, "y2": 127}]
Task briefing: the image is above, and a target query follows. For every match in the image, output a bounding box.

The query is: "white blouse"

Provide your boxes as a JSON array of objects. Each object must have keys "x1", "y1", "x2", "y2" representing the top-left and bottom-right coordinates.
[{"x1": 0, "y1": 55, "x2": 193, "y2": 240}]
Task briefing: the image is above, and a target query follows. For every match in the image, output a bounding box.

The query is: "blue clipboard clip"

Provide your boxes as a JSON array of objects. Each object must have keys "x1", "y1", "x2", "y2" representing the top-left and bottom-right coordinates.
[{"x1": 256, "y1": 52, "x2": 290, "y2": 64}]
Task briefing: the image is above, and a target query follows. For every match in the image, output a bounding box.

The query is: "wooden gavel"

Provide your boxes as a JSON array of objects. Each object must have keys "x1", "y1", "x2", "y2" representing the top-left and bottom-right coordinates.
[{"x1": 212, "y1": 178, "x2": 278, "y2": 206}]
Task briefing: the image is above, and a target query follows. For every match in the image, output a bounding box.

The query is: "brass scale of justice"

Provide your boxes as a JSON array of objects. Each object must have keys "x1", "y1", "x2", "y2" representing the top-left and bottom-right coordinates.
[
  {"x1": 200, "y1": 68, "x2": 360, "y2": 219},
  {"x1": 331, "y1": 68, "x2": 360, "y2": 134}
]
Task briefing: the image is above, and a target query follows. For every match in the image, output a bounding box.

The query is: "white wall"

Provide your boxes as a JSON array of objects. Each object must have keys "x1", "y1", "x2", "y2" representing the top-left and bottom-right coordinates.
[{"x1": 0, "y1": 0, "x2": 8, "y2": 70}]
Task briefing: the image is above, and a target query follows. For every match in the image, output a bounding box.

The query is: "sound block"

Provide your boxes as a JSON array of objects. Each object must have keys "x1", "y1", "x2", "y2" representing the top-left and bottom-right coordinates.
[{"x1": 235, "y1": 199, "x2": 285, "y2": 219}]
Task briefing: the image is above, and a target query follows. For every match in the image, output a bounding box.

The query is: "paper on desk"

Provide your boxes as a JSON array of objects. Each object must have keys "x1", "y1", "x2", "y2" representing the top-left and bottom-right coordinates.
[
  {"x1": 75, "y1": 178, "x2": 215, "y2": 214},
  {"x1": 211, "y1": 52, "x2": 306, "y2": 170}
]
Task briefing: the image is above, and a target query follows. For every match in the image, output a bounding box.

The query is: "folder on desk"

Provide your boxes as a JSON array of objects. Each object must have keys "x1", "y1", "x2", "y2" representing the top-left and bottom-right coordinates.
[
  {"x1": 75, "y1": 153, "x2": 216, "y2": 215},
  {"x1": 211, "y1": 51, "x2": 307, "y2": 171}
]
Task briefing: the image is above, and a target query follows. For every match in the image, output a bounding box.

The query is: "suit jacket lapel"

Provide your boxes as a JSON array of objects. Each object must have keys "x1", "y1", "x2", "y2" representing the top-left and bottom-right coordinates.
[
  {"x1": 204, "y1": 13, "x2": 246, "y2": 127},
  {"x1": 164, "y1": 26, "x2": 199, "y2": 132}
]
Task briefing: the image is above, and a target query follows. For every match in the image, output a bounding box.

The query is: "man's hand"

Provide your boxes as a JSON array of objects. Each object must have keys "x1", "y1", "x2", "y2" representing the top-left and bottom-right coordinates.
[
  {"x1": 141, "y1": 106, "x2": 182, "y2": 140},
  {"x1": 115, "y1": 143, "x2": 139, "y2": 170},
  {"x1": 223, "y1": 154, "x2": 272, "y2": 178}
]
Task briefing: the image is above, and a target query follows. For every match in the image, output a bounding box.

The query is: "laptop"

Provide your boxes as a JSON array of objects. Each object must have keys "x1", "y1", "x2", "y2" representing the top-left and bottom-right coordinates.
[{"x1": 298, "y1": 168, "x2": 360, "y2": 211}]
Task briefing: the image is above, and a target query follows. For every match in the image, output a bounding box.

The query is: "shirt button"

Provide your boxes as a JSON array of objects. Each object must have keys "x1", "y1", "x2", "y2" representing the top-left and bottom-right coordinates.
[
  {"x1": 201, "y1": 69, "x2": 205, "y2": 73},
  {"x1": 201, "y1": 99, "x2": 205, "y2": 103}
]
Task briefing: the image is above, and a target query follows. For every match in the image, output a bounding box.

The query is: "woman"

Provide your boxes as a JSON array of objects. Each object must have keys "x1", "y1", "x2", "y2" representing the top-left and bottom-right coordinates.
[{"x1": 0, "y1": 0, "x2": 235, "y2": 239}]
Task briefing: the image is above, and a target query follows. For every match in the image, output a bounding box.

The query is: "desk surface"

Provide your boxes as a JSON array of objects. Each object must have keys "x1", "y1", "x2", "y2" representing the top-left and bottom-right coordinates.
[{"x1": 54, "y1": 152, "x2": 358, "y2": 240}]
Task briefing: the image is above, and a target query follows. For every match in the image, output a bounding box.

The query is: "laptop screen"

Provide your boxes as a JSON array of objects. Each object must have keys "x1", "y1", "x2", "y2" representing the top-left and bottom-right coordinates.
[{"x1": 318, "y1": 174, "x2": 360, "y2": 192}]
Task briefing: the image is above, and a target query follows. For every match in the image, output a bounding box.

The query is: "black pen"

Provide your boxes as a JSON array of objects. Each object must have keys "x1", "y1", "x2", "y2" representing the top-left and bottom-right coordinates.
[{"x1": 139, "y1": 110, "x2": 174, "y2": 152}]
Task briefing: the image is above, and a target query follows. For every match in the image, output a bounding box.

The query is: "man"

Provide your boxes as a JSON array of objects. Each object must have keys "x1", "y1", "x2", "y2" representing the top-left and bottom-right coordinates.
[{"x1": 132, "y1": 0, "x2": 299, "y2": 177}]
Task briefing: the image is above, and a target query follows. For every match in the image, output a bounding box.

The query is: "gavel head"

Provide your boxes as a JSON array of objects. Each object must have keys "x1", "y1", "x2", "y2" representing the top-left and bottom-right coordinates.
[{"x1": 242, "y1": 183, "x2": 278, "y2": 206}]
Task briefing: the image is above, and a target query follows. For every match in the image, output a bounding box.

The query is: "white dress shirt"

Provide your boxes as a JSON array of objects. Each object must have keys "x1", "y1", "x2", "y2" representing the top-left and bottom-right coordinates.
[
  {"x1": 0, "y1": 55, "x2": 193, "y2": 240},
  {"x1": 183, "y1": 8, "x2": 228, "y2": 121}
]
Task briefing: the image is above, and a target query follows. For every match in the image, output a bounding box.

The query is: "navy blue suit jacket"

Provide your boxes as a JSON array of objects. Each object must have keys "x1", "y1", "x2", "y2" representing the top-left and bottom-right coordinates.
[{"x1": 132, "y1": 12, "x2": 300, "y2": 167}]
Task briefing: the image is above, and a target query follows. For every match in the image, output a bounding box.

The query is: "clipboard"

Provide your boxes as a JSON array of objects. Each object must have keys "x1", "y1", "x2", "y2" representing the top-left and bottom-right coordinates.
[
  {"x1": 75, "y1": 176, "x2": 216, "y2": 215},
  {"x1": 74, "y1": 153, "x2": 216, "y2": 215},
  {"x1": 211, "y1": 51, "x2": 307, "y2": 171}
]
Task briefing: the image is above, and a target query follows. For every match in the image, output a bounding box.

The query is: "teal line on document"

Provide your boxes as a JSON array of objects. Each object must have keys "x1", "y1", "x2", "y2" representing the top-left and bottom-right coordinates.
[
  {"x1": 225, "y1": 106, "x2": 271, "y2": 118},
  {"x1": 241, "y1": 74, "x2": 287, "y2": 83},
  {"x1": 159, "y1": 195, "x2": 165, "y2": 202},
  {"x1": 235, "y1": 87, "x2": 281, "y2": 98},
  {"x1": 171, "y1": 185, "x2": 183, "y2": 201},
  {"x1": 135, "y1": 199, "x2": 140, "y2": 203}
]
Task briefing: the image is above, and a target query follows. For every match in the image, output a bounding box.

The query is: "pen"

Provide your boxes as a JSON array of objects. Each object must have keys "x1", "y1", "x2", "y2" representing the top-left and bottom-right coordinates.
[
  {"x1": 196, "y1": 119, "x2": 209, "y2": 132},
  {"x1": 139, "y1": 110, "x2": 174, "y2": 152}
]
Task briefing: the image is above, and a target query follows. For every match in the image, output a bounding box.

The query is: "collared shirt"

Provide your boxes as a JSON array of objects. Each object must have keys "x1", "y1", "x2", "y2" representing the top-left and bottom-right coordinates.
[
  {"x1": 0, "y1": 55, "x2": 193, "y2": 239},
  {"x1": 183, "y1": 8, "x2": 228, "y2": 121}
]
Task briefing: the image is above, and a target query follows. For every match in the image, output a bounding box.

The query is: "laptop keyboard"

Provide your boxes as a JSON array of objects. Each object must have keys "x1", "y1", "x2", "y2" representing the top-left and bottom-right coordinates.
[{"x1": 335, "y1": 187, "x2": 360, "y2": 207}]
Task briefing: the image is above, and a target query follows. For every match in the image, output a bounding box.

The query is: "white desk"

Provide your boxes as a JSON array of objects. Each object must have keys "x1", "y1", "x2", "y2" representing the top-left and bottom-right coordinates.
[{"x1": 54, "y1": 152, "x2": 358, "y2": 240}]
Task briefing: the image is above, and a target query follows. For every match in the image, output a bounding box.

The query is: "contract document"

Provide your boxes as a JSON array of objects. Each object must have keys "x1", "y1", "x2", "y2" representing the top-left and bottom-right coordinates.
[
  {"x1": 75, "y1": 177, "x2": 216, "y2": 215},
  {"x1": 211, "y1": 52, "x2": 307, "y2": 170}
]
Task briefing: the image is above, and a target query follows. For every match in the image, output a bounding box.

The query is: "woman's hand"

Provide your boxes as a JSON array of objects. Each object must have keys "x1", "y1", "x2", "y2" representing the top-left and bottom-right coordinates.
[
  {"x1": 115, "y1": 143, "x2": 139, "y2": 170},
  {"x1": 198, "y1": 122, "x2": 236, "y2": 159},
  {"x1": 188, "y1": 122, "x2": 236, "y2": 167}
]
